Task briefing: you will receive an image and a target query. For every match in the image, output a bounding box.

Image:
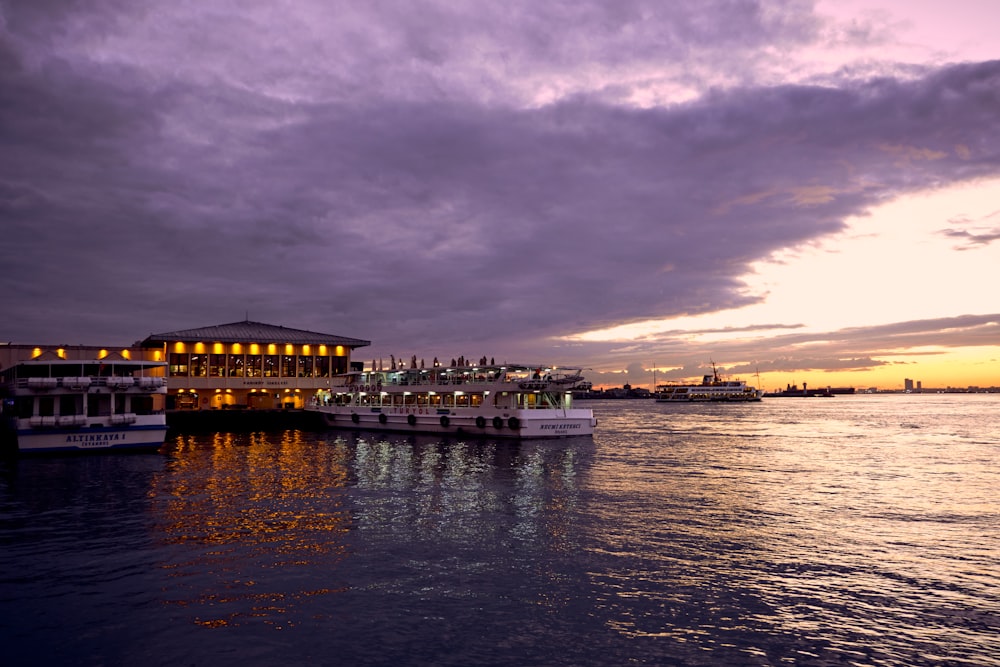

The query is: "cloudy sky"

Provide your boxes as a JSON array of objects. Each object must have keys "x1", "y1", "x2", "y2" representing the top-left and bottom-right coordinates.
[{"x1": 2, "y1": 0, "x2": 998, "y2": 390}]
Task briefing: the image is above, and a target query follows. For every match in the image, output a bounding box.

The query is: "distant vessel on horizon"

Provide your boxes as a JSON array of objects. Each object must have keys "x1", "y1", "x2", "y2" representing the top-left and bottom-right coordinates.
[
  {"x1": 763, "y1": 383, "x2": 856, "y2": 398},
  {"x1": 655, "y1": 362, "x2": 763, "y2": 403}
]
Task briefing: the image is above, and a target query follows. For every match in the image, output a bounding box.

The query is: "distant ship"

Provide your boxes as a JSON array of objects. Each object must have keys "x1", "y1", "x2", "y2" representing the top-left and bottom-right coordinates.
[
  {"x1": 762, "y1": 383, "x2": 855, "y2": 398},
  {"x1": 655, "y1": 363, "x2": 763, "y2": 402}
]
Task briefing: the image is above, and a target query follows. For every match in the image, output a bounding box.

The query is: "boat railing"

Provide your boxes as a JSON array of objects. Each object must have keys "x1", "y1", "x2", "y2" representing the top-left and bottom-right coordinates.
[{"x1": 12, "y1": 376, "x2": 167, "y2": 391}]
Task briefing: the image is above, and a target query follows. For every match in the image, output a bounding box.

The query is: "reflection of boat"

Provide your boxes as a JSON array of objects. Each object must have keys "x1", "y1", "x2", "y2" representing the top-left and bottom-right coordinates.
[
  {"x1": 655, "y1": 363, "x2": 763, "y2": 402},
  {"x1": 307, "y1": 363, "x2": 596, "y2": 438},
  {"x1": 1, "y1": 355, "x2": 169, "y2": 454}
]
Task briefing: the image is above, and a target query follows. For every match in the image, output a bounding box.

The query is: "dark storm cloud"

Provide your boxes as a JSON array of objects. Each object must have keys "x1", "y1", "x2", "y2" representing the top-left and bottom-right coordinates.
[{"x1": 1, "y1": 1, "x2": 999, "y2": 374}]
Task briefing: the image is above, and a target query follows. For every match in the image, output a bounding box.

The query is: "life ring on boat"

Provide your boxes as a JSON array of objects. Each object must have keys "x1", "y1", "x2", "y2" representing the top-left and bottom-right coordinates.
[
  {"x1": 507, "y1": 417, "x2": 520, "y2": 430},
  {"x1": 492, "y1": 416, "x2": 504, "y2": 429},
  {"x1": 440, "y1": 415, "x2": 450, "y2": 427},
  {"x1": 407, "y1": 414, "x2": 417, "y2": 426},
  {"x1": 475, "y1": 416, "x2": 487, "y2": 429},
  {"x1": 351, "y1": 413, "x2": 360, "y2": 424},
  {"x1": 378, "y1": 413, "x2": 387, "y2": 424}
]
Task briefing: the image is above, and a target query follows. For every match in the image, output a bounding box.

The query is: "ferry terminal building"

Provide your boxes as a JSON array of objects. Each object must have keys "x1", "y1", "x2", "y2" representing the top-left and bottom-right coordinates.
[{"x1": 1, "y1": 320, "x2": 370, "y2": 411}]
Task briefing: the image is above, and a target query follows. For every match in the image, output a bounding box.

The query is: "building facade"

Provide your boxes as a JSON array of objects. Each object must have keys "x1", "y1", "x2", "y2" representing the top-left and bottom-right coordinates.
[
  {"x1": 138, "y1": 320, "x2": 369, "y2": 410},
  {"x1": 1, "y1": 320, "x2": 370, "y2": 411}
]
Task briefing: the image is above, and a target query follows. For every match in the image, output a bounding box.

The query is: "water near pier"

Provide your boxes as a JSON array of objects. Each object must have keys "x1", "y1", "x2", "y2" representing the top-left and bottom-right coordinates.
[{"x1": 1, "y1": 395, "x2": 998, "y2": 666}]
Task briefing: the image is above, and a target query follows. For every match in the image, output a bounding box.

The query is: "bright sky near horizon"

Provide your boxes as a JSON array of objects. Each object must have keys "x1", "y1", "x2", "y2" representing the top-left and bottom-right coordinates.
[{"x1": 1, "y1": 0, "x2": 998, "y2": 390}]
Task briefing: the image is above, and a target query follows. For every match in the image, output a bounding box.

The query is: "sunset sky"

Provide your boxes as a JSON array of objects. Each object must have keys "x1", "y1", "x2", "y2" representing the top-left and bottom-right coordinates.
[{"x1": 2, "y1": 0, "x2": 998, "y2": 390}]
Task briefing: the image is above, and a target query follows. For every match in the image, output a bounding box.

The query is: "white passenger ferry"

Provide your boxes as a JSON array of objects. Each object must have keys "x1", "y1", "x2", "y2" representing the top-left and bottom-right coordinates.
[
  {"x1": 307, "y1": 363, "x2": 596, "y2": 438},
  {"x1": 0, "y1": 355, "x2": 169, "y2": 454},
  {"x1": 655, "y1": 364, "x2": 763, "y2": 403}
]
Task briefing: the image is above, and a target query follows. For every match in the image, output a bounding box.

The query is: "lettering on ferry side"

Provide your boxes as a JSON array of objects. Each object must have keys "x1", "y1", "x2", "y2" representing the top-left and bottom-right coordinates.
[
  {"x1": 66, "y1": 433, "x2": 126, "y2": 443},
  {"x1": 539, "y1": 423, "x2": 582, "y2": 430}
]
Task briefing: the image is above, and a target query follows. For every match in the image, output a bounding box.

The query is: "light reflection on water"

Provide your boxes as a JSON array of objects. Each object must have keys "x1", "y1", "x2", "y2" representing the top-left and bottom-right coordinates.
[{"x1": 0, "y1": 394, "x2": 997, "y2": 666}]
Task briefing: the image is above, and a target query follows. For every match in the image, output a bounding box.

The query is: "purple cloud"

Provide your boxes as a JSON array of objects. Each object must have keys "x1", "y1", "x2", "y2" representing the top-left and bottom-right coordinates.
[{"x1": 1, "y1": 1, "x2": 998, "y2": 381}]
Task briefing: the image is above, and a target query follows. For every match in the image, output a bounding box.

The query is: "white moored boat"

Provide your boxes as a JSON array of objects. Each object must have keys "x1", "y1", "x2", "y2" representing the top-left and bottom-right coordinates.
[
  {"x1": 307, "y1": 363, "x2": 596, "y2": 438},
  {"x1": 1, "y1": 355, "x2": 169, "y2": 454}
]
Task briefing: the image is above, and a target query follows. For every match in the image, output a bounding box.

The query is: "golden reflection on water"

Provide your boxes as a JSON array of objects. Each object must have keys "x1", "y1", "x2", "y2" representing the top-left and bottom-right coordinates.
[
  {"x1": 151, "y1": 430, "x2": 353, "y2": 628},
  {"x1": 149, "y1": 430, "x2": 587, "y2": 629}
]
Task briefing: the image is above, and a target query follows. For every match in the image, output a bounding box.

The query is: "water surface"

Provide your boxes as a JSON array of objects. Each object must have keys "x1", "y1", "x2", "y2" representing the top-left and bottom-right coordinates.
[{"x1": 1, "y1": 395, "x2": 997, "y2": 665}]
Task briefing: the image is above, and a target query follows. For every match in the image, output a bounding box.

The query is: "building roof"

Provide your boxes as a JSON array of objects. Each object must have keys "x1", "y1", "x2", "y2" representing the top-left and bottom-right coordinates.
[{"x1": 139, "y1": 320, "x2": 370, "y2": 348}]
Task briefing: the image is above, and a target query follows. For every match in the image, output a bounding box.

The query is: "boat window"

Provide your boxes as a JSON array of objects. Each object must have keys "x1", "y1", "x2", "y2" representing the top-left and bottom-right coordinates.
[
  {"x1": 416, "y1": 393, "x2": 429, "y2": 406},
  {"x1": 38, "y1": 396, "x2": 55, "y2": 417},
  {"x1": 455, "y1": 394, "x2": 469, "y2": 407},
  {"x1": 88, "y1": 395, "x2": 112, "y2": 417},
  {"x1": 470, "y1": 394, "x2": 483, "y2": 407},
  {"x1": 429, "y1": 394, "x2": 442, "y2": 406},
  {"x1": 132, "y1": 395, "x2": 154, "y2": 415},
  {"x1": 14, "y1": 397, "x2": 33, "y2": 419},
  {"x1": 59, "y1": 395, "x2": 80, "y2": 416}
]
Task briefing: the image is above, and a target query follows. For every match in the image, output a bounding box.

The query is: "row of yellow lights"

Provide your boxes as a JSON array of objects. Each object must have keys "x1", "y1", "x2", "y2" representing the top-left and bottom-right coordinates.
[
  {"x1": 171, "y1": 342, "x2": 346, "y2": 356},
  {"x1": 32, "y1": 348, "x2": 132, "y2": 360}
]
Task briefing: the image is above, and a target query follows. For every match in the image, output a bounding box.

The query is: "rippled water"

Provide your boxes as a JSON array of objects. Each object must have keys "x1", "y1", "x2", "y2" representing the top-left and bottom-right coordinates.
[{"x1": 1, "y1": 395, "x2": 998, "y2": 666}]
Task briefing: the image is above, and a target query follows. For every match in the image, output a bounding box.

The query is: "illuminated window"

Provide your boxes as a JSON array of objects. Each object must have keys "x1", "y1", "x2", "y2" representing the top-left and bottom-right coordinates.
[
  {"x1": 169, "y1": 353, "x2": 189, "y2": 377},
  {"x1": 190, "y1": 354, "x2": 207, "y2": 377},
  {"x1": 246, "y1": 354, "x2": 262, "y2": 378},
  {"x1": 263, "y1": 355, "x2": 278, "y2": 377},
  {"x1": 209, "y1": 354, "x2": 226, "y2": 377}
]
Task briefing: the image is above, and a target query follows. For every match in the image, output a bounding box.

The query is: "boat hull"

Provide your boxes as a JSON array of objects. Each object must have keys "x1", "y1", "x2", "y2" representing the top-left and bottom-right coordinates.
[
  {"x1": 6, "y1": 422, "x2": 169, "y2": 454},
  {"x1": 656, "y1": 395, "x2": 761, "y2": 403},
  {"x1": 308, "y1": 406, "x2": 596, "y2": 439}
]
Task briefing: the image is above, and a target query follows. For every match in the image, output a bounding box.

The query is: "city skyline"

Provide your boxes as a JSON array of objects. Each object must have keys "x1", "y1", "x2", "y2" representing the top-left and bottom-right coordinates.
[{"x1": 1, "y1": 1, "x2": 998, "y2": 391}]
